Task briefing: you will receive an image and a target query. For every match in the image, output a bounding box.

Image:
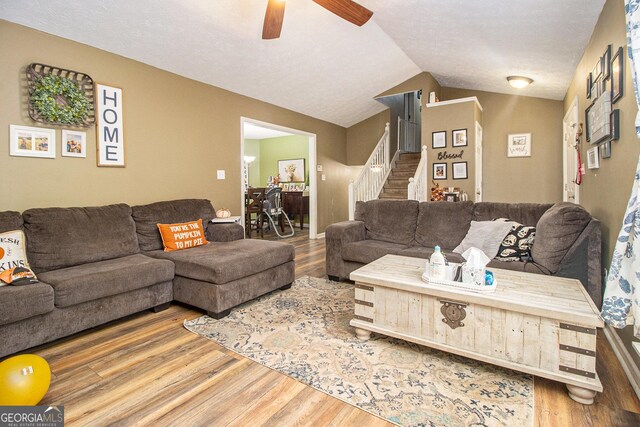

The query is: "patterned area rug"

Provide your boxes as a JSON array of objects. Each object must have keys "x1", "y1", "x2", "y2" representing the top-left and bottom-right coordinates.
[{"x1": 184, "y1": 276, "x2": 533, "y2": 426}]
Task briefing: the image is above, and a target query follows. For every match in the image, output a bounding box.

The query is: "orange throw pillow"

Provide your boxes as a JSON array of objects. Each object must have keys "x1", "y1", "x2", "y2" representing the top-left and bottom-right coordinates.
[{"x1": 157, "y1": 219, "x2": 208, "y2": 252}]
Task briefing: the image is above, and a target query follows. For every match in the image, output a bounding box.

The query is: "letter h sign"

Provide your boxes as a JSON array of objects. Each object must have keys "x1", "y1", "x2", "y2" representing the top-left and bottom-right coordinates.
[{"x1": 96, "y1": 83, "x2": 125, "y2": 167}]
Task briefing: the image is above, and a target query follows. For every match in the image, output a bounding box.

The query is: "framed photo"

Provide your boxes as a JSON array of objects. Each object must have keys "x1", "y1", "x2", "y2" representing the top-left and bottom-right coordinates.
[
  {"x1": 283, "y1": 183, "x2": 290, "y2": 191},
  {"x1": 591, "y1": 76, "x2": 601, "y2": 100},
  {"x1": 585, "y1": 101, "x2": 594, "y2": 143},
  {"x1": 452, "y1": 129, "x2": 468, "y2": 147},
  {"x1": 9, "y1": 125, "x2": 56, "y2": 158},
  {"x1": 61, "y1": 130, "x2": 86, "y2": 158},
  {"x1": 433, "y1": 163, "x2": 447, "y2": 180},
  {"x1": 593, "y1": 59, "x2": 602, "y2": 82},
  {"x1": 278, "y1": 158, "x2": 305, "y2": 182},
  {"x1": 444, "y1": 192, "x2": 459, "y2": 202},
  {"x1": 432, "y1": 131, "x2": 446, "y2": 149},
  {"x1": 611, "y1": 46, "x2": 624, "y2": 104},
  {"x1": 602, "y1": 44, "x2": 612, "y2": 80},
  {"x1": 586, "y1": 73, "x2": 592, "y2": 99},
  {"x1": 587, "y1": 147, "x2": 600, "y2": 169},
  {"x1": 610, "y1": 109, "x2": 620, "y2": 141},
  {"x1": 452, "y1": 161, "x2": 468, "y2": 180},
  {"x1": 600, "y1": 141, "x2": 611, "y2": 159},
  {"x1": 507, "y1": 133, "x2": 531, "y2": 157}
]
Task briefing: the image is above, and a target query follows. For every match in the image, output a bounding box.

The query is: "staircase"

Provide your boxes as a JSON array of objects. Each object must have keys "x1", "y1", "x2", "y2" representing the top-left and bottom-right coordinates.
[{"x1": 378, "y1": 152, "x2": 421, "y2": 199}]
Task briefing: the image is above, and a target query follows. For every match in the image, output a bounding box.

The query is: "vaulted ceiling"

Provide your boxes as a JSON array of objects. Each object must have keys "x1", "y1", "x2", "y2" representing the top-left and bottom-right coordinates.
[{"x1": 0, "y1": 0, "x2": 605, "y2": 127}]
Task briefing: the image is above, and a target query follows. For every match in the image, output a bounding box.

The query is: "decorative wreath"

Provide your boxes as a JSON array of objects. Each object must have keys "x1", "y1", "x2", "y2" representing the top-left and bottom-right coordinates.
[{"x1": 30, "y1": 74, "x2": 91, "y2": 125}]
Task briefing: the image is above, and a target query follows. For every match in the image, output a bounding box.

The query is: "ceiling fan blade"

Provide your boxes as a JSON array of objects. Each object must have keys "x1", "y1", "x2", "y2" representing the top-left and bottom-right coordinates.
[
  {"x1": 262, "y1": 0, "x2": 286, "y2": 39},
  {"x1": 312, "y1": 0, "x2": 373, "y2": 26}
]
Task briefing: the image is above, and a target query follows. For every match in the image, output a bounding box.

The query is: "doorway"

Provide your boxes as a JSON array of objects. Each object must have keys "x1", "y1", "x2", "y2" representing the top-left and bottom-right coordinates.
[
  {"x1": 240, "y1": 117, "x2": 318, "y2": 240},
  {"x1": 563, "y1": 96, "x2": 580, "y2": 204}
]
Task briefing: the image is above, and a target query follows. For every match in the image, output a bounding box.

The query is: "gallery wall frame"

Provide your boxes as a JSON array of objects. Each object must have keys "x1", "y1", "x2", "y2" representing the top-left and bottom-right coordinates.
[
  {"x1": 61, "y1": 129, "x2": 87, "y2": 158},
  {"x1": 507, "y1": 133, "x2": 531, "y2": 157},
  {"x1": 587, "y1": 146, "x2": 600, "y2": 169},
  {"x1": 611, "y1": 46, "x2": 624, "y2": 104},
  {"x1": 432, "y1": 131, "x2": 446, "y2": 149},
  {"x1": 433, "y1": 162, "x2": 447, "y2": 180},
  {"x1": 452, "y1": 128, "x2": 468, "y2": 147},
  {"x1": 9, "y1": 124, "x2": 56, "y2": 158},
  {"x1": 278, "y1": 158, "x2": 305, "y2": 182},
  {"x1": 452, "y1": 161, "x2": 468, "y2": 180}
]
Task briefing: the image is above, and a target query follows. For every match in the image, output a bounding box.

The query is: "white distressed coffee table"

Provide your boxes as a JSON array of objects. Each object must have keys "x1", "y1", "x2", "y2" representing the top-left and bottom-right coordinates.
[{"x1": 349, "y1": 254, "x2": 604, "y2": 404}]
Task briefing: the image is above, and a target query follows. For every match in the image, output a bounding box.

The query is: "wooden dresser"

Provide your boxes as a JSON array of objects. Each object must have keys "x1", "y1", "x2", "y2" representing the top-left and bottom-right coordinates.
[{"x1": 282, "y1": 191, "x2": 309, "y2": 230}]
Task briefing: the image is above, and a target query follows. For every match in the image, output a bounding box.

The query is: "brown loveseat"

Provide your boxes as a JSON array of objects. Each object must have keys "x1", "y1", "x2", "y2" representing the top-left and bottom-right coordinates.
[
  {"x1": 0, "y1": 199, "x2": 294, "y2": 358},
  {"x1": 326, "y1": 199, "x2": 602, "y2": 307}
]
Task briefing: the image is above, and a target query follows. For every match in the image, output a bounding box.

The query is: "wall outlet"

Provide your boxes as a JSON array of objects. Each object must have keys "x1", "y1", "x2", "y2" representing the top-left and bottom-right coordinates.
[
  {"x1": 217, "y1": 170, "x2": 225, "y2": 179},
  {"x1": 317, "y1": 165, "x2": 323, "y2": 172}
]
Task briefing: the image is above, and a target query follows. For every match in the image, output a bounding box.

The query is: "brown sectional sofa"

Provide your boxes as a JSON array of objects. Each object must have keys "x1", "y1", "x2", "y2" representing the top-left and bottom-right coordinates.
[
  {"x1": 0, "y1": 199, "x2": 294, "y2": 358},
  {"x1": 326, "y1": 199, "x2": 602, "y2": 307}
]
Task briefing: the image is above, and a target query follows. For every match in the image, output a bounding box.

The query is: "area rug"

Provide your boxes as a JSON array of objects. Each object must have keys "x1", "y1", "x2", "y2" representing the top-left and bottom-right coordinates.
[{"x1": 184, "y1": 276, "x2": 533, "y2": 426}]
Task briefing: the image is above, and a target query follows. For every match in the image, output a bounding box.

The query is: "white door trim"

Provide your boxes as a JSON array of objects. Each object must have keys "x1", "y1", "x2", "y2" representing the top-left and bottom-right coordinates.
[
  {"x1": 240, "y1": 117, "x2": 318, "y2": 239},
  {"x1": 563, "y1": 96, "x2": 580, "y2": 204},
  {"x1": 474, "y1": 121, "x2": 483, "y2": 202}
]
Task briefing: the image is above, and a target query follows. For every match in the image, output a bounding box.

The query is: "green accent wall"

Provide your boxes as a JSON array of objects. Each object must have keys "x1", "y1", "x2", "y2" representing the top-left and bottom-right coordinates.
[{"x1": 243, "y1": 135, "x2": 310, "y2": 188}]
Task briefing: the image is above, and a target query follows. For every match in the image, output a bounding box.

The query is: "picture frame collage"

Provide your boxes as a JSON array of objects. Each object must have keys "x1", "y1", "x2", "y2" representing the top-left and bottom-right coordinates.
[
  {"x1": 585, "y1": 44, "x2": 623, "y2": 169},
  {"x1": 431, "y1": 128, "x2": 468, "y2": 181},
  {"x1": 10, "y1": 125, "x2": 87, "y2": 159}
]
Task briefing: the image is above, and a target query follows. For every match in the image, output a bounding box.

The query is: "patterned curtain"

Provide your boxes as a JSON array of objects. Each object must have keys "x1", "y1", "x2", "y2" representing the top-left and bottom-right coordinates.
[
  {"x1": 626, "y1": 0, "x2": 640, "y2": 135},
  {"x1": 601, "y1": 157, "x2": 640, "y2": 336}
]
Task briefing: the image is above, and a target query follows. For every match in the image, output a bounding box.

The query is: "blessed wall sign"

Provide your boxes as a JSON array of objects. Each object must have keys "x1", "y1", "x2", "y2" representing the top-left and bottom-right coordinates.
[
  {"x1": 436, "y1": 150, "x2": 464, "y2": 161},
  {"x1": 96, "y1": 83, "x2": 125, "y2": 167}
]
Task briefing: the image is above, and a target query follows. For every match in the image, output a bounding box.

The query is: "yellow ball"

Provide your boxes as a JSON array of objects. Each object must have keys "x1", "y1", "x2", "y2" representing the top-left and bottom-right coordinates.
[{"x1": 0, "y1": 354, "x2": 51, "y2": 405}]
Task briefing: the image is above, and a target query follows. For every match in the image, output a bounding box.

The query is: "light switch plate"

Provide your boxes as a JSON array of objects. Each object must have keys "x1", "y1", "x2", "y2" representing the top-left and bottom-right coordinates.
[
  {"x1": 321, "y1": 174, "x2": 326, "y2": 181},
  {"x1": 217, "y1": 170, "x2": 225, "y2": 179}
]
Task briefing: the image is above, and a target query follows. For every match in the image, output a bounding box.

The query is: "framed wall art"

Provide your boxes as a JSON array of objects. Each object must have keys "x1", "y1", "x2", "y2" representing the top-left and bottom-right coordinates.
[
  {"x1": 611, "y1": 46, "x2": 624, "y2": 104},
  {"x1": 61, "y1": 130, "x2": 86, "y2": 158},
  {"x1": 600, "y1": 140, "x2": 611, "y2": 159},
  {"x1": 433, "y1": 162, "x2": 447, "y2": 180},
  {"x1": 602, "y1": 44, "x2": 612, "y2": 80},
  {"x1": 452, "y1": 129, "x2": 468, "y2": 147},
  {"x1": 586, "y1": 73, "x2": 592, "y2": 99},
  {"x1": 452, "y1": 161, "x2": 468, "y2": 180},
  {"x1": 9, "y1": 125, "x2": 56, "y2": 158},
  {"x1": 507, "y1": 133, "x2": 531, "y2": 157},
  {"x1": 96, "y1": 83, "x2": 125, "y2": 167},
  {"x1": 610, "y1": 109, "x2": 620, "y2": 141},
  {"x1": 278, "y1": 158, "x2": 305, "y2": 182},
  {"x1": 432, "y1": 131, "x2": 446, "y2": 149},
  {"x1": 587, "y1": 147, "x2": 600, "y2": 169}
]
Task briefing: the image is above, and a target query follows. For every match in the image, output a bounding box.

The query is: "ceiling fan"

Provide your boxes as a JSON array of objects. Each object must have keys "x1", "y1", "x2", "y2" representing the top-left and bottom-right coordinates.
[{"x1": 262, "y1": 0, "x2": 373, "y2": 39}]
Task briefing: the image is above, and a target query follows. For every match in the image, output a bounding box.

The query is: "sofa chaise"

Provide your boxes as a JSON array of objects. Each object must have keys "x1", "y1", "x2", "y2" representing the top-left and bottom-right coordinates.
[
  {"x1": 326, "y1": 199, "x2": 602, "y2": 307},
  {"x1": 0, "y1": 199, "x2": 294, "y2": 358}
]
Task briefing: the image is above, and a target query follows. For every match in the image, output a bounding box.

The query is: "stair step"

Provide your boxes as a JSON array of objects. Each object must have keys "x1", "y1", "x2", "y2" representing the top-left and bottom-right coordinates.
[
  {"x1": 387, "y1": 177, "x2": 410, "y2": 185},
  {"x1": 381, "y1": 187, "x2": 408, "y2": 195},
  {"x1": 391, "y1": 170, "x2": 415, "y2": 179},
  {"x1": 379, "y1": 193, "x2": 408, "y2": 200},
  {"x1": 398, "y1": 152, "x2": 421, "y2": 161},
  {"x1": 393, "y1": 163, "x2": 419, "y2": 170}
]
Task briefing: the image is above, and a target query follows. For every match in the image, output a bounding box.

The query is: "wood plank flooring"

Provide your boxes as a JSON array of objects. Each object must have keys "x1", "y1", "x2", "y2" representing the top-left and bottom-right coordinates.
[{"x1": 14, "y1": 230, "x2": 640, "y2": 425}]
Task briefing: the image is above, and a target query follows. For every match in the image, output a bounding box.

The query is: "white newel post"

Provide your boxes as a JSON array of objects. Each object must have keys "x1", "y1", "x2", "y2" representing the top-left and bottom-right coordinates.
[
  {"x1": 420, "y1": 145, "x2": 428, "y2": 201},
  {"x1": 384, "y1": 122, "x2": 390, "y2": 168},
  {"x1": 408, "y1": 178, "x2": 416, "y2": 201},
  {"x1": 348, "y1": 180, "x2": 355, "y2": 220}
]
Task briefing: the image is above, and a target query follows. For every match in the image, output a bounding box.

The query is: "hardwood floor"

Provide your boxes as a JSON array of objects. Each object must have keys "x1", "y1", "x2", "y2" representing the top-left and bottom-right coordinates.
[{"x1": 18, "y1": 233, "x2": 640, "y2": 425}]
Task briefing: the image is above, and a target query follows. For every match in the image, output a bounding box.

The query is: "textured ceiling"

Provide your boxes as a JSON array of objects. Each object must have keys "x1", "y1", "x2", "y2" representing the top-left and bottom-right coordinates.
[{"x1": 0, "y1": 0, "x2": 605, "y2": 127}]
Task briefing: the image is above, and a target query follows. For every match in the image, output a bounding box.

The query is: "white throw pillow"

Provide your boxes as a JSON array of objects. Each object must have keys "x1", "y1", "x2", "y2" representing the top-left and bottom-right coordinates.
[
  {"x1": 453, "y1": 220, "x2": 517, "y2": 259},
  {"x1": 0, "y1": 230, "x2": 37, "y2": 286}
]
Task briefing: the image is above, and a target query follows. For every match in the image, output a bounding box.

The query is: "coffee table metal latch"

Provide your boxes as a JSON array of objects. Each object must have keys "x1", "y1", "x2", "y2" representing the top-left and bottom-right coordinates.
[{"x1": 439, "y1": 299, "x2": 467, "y2": 329}]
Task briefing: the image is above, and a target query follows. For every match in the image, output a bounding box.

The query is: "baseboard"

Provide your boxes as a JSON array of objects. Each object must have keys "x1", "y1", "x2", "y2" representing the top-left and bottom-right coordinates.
[
  {"x1": 604, "y1": 324, "x2": 640, "y2": 400},
  {"x1": 315, "y1": 232, "x2": 325, "y2": 239}
]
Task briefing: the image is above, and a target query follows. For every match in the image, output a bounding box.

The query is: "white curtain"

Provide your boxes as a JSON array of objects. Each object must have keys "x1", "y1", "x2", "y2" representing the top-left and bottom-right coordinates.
[
  {"x1": 626, "y1": 0, "x2": 640, "y2": 135},
  {"x1": 600, "y1": 1, "x2": 640, "y2": 336}
]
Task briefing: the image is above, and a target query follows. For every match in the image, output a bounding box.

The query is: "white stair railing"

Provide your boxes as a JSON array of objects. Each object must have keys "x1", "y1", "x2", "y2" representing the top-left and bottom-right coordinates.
[
  {"x1": 407, "y1": 145, "x2": 428, "y2": 201},
  {"x1": 348, "y1": 123, "x2": 390, "y2": 220}
]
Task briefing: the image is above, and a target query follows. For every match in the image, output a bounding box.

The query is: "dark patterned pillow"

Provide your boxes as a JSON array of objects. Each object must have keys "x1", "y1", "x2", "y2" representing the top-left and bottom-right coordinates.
[{"x1": 493, "y1": 218, "x2": 536, "y2": 261}]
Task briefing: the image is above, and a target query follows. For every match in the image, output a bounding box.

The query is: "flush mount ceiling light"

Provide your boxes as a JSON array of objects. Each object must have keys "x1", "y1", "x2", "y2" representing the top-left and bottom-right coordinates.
[{"x1": 507, "y1": 76, "x2": 534, "y2": 89}]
